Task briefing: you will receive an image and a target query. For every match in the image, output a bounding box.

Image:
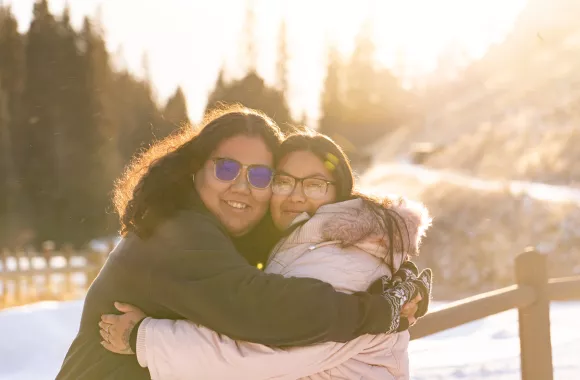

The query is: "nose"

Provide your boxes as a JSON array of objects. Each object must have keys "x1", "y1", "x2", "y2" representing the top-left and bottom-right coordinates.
[
  {"x1": 289, "y1": 181, "x2": 306, "y2": 203},
  {"x1": 230, "y1": 168, "x2": 251, "y2": 194}
]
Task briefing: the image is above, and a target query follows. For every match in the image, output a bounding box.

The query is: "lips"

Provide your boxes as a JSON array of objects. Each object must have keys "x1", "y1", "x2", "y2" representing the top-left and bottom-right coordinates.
[
  {"x1": 224, "y1": 200, "x2": 250, "y2": 210},
  {"x1": 282, "y1": 209, "x2": 306, "y2": 214}
]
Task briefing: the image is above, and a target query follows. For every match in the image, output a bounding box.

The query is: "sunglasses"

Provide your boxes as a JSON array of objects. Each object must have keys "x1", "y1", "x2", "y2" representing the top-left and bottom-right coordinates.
[{"x1": 211, "y1": 158, "x2": 274, "y2": 189}]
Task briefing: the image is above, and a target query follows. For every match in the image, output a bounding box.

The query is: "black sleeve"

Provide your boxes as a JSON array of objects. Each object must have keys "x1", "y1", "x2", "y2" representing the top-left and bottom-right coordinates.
[{"x1": 148, "y1": 211, "x2": 398, "y2": 347}]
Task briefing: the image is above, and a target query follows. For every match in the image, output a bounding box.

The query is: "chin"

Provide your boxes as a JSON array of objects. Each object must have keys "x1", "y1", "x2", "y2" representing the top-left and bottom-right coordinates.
[
  {"x1": 274, "y1": 219, "x2": 292, "y2": 231},
  {"x1": 228, "y1": 222, "x2": 256, "y2": 237}
]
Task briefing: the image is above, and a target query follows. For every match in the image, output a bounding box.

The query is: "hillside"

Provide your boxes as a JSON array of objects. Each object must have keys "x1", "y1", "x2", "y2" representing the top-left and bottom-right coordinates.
[
  {"x1": 369, "y1": 0, "x2": 580, "y2": 187},
  {"x1": 360, "y1": 164, "x2": 580, "y2": 298}
]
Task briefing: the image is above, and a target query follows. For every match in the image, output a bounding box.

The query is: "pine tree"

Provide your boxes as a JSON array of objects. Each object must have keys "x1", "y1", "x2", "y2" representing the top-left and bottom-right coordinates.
[
  {"x1": 0, "y1": 2, "x2": 175, "y2": 246},
  {"x1": 163, "y1": 86, "x2": 189, "y2": 130},
  {"x1": 318, "y1": 45, "x2": 343, "y2": 139},
  {"x1": 75, "y1": 16, "x2": 122, "y2": 241},
  {"x1": 205, "y1": 72, "x2": 293, "y2": 133},
  {"x1": 111, "y1": 71, "x2": 165, "y2": 165},
  {"x1": 276, "y1": 19, "x2": 289, "y2": 94},
  {"x1": 241, "y1": 0, "x2": 257, "y2": 74},
  {"x1": 340, "y1": 20, "x2": 407, "y2": 147},
  {"x1": 20, "y1": 0, "x2": 63, "y2": 242},
  {"x1": 0, "y1": 6, "x2": 26, "y2": 246}
]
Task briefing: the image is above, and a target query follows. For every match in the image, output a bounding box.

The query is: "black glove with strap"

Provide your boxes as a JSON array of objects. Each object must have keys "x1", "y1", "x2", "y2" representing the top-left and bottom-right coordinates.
[
  {"x1": 368, "y1": 261, "x2": 433, "y2": 333},
  {"x1": 390, "y1": 261, "x2": 432, "y2": 318}
]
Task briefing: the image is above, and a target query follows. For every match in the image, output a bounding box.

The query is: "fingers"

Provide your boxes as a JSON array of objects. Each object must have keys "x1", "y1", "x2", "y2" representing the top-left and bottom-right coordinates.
[
  {"x1": 101, "y1": 340, "x2": 113, "y2": 351},
  {"x1": 401, "y1": 302, "x2": 419, "y2": 318},
  {"x1": 101, "y1": 314, "x2": 120, "y2": 324},
  {"x1": 412, "y1": 294, "x2": 423, "y2": 303},
  {"x1": 99, "y1": 327, "x2": 110, "y2": 342},
  {"x1": 114, "y1": 301, "x2": 137, "y2": 313},
  {"x1": 101, "y1": 340, "x2": 122, "y2": 354},
  {"x1": 402, "y1": 302, "x2": 418, "y2": 312},
  {"x1": 98, "y1": 321, "x2": 110, "y2": 331}
]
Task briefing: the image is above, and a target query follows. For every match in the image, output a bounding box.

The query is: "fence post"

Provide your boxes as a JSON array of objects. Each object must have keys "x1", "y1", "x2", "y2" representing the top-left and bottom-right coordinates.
[
  {"x1": 515, "y1": 248, "x2": 553, "y2": 380},
  {"x1": 14, "y1": 251, "x2": 22, "y2": 304},
  {"x1": 63, "y1": 243, "x2": 74, "y2": 298},
  {"x1": 25, "y1": 248, "x2": 36, "y2": 302},
  {"x1": 42, "y1": 240, "x2": 55, "y2": 299},
  {"x1": 0, "y1": 249, "x2": 7, "y2": 307}
]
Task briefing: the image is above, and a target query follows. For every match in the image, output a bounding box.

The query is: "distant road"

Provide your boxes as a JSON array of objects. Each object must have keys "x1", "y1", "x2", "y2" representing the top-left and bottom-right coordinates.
[{"x1": 361, "y1": 163, "x2": 580, "y2": 205}]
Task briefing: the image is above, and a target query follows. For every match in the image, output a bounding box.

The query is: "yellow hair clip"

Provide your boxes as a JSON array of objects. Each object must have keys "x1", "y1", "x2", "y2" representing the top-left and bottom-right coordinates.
[{"x1": 326, "y1": 153, "x2": 339, "y2": 164}]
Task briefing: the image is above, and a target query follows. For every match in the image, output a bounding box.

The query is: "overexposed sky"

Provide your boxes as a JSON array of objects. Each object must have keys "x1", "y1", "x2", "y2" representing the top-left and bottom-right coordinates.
[{"x1": 8, "y1": 0, "x2": 527, "y2": 123}]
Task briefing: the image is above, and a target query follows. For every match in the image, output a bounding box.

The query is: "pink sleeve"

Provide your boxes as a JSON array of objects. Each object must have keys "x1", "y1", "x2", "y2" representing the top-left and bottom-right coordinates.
[{"x1": 135, "y1": 317, "x2": 374, "y2": 380}]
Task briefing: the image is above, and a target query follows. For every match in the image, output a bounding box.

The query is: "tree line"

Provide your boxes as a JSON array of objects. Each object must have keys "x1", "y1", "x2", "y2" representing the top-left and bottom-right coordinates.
[{"x1": 0, "y1": 0, "x2": 412, "y2": 249}]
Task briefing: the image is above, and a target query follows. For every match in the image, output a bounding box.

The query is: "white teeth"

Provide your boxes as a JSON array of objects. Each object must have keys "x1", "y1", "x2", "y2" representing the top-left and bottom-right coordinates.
[{"x1": 227, "y1": 201, "x2": 248, "y2": 209}]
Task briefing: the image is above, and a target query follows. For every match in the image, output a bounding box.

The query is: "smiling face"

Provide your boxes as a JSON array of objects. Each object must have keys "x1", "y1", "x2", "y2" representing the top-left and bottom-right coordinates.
[
  {"x1": 194, "y1": 134, "x2": 273, "y2": 236},
  {"x1": 270, "y1": 150, "x2": 338, "y2": 230}
]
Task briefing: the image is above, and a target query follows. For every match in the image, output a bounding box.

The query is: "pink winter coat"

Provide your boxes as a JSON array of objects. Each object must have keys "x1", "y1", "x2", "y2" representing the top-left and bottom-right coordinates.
[{"x1": 135, "y1": 197, "x2": 431, "y2": 380}]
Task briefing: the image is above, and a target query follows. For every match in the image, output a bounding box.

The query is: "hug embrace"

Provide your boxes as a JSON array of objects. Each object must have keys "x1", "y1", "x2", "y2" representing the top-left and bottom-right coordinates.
[{"x1": 56, "y1": 105, "x2": 433, "y2": 380}]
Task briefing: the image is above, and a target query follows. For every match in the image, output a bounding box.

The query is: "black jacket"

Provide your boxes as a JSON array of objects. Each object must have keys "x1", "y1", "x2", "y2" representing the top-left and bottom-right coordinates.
[{"x1": 56, "y1": 191, "x2": 396, "y2": 379}]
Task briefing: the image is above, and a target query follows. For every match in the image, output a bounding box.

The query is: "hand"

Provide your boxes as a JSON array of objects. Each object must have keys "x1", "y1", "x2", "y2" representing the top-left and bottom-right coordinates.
[
  {"x1": 413, "y1": 269, "x2": 433, "y2": 318},
  {"x1": 99, "y1": 302, "x2": 147, "y2": 355},
  {"x1": 401, "y1": 294, "x2": 422, "y2": 326},
  {"x1": 389, "y1": 261, "x2": 433, "y2": 319},
  {"x1": 368, "y1": 265, "x2": 432, "y2": 334}
]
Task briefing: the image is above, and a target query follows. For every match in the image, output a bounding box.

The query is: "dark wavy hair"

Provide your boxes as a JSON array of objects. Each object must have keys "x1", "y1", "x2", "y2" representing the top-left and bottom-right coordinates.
[
  {"x1": 278, "y1": 129, "x2": 411, "y2": 269},
  {"x1": 113, "y1": 104, "x2": 284, "y2": 238}
]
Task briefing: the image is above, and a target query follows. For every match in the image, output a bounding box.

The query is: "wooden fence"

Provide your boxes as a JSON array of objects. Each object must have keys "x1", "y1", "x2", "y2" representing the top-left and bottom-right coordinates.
[
  {"x1": 0, "y1": 245, "x2": 107, "y2": 308},
  {"x1": 409, "y1": 248, "x2": 580, "y2": 380},
  {"x1": 1, "y1": 246, "x2": 579, "y2": 379}
]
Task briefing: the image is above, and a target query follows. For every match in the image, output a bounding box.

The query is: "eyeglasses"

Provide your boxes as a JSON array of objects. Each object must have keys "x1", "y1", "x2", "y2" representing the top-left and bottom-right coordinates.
[
  {"x1": 212, "y1": 158, "x2": 274, "y2": 189},
  {"x1": 272, "y1": 174, "x2": 335, "y2": 199}
]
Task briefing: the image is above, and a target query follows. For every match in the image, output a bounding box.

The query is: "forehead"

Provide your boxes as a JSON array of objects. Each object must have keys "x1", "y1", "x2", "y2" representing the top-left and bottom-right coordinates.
[
  {"x1": 212, "y1": 135, "x2": 273, "y2": 166},
  {"x1": 277, "y1": 150, "x2": 335, "y2": 180}
]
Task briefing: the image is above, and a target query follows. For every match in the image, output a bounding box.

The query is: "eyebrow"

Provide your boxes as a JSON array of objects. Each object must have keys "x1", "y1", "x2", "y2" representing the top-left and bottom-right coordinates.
[{"x1": 277, "y1": 171, "x2": 331, "y2": 180}]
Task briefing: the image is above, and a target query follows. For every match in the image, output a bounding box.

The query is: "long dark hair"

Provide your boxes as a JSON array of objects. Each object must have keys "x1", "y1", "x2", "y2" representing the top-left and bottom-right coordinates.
[
  {"x1": 278, "y1": 129, "x2": 411, "y2": 269},
  {"x1": 113, "y1": 104, "x2": 284, "y2": 238}
]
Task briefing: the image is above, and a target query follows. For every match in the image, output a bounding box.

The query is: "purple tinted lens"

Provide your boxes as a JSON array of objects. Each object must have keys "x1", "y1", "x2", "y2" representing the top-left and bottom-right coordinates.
[
  {"x1": 248, "y1": 166, "x2": 273, "y2": 188},
  {"x1": 215, "y1": 159, "x2": 241, "y2": 181}
]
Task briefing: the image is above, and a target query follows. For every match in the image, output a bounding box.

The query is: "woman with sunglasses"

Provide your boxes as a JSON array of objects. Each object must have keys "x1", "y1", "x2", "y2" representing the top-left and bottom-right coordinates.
[
  {"x1": 56, "y1": 106, "x2": 427, "y2": 380},
  {"x1": 99, "y1": 130, "x2": 432, "y2": 380}
]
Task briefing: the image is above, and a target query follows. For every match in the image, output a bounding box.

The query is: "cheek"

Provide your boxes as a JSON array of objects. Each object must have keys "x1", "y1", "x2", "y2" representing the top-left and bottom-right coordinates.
[
  {"x1": 251, "y1": 189, "x2": 272, "y2": 210},
  {"x1": 309, "y1": 193, "x2": 337, "y2": 212},
  {"x1": 270, "y1": 194, "x2": 285, "y2": 215},
  {"x1": 196, "y1": 168, "x2": 229, "y2": 196}
]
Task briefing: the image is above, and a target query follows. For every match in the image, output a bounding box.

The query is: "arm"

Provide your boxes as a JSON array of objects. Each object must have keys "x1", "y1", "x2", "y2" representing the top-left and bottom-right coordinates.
[
  {"x1": 136, "y1": 244, "x2": 413, "y2": 380},
  {"x1": 147, "y1": 211, "x2": 404, "y2": 346},
  {"x1": 136, "y1": 317, "x2": 373, "y2": 380}
]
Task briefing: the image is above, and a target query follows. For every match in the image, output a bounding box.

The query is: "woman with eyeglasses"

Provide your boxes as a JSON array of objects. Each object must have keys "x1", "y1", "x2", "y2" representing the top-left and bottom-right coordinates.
[
  {"x1": 98, "y1": 129, "x2": 432, "y2": 380},
  {"x1": 56, "y1": 106, "x2": 429, "y2": 380}
]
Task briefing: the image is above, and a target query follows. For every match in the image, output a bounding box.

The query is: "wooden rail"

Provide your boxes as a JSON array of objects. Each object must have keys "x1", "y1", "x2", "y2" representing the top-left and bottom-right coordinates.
[
  {"x1": 2, "y1": 246, "x2": 579, "y2": 380},
  {"x1": 0, "y1": 248, "x2": 107, "y2": 308},
  {"x1": 409, "y1": 249, "x2": 580, "y2": 380}
]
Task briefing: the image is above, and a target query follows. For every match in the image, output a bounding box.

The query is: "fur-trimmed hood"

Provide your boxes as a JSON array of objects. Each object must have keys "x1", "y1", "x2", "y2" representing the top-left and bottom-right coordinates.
[{"x1": 282, "y1": 196, "x2": 431, "y2": 265}]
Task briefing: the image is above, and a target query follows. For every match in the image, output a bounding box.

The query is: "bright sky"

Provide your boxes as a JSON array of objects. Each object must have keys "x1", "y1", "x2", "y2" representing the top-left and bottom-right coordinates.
[{"x1": 8, "y1": 0, "x2": 527, "y2": 123}]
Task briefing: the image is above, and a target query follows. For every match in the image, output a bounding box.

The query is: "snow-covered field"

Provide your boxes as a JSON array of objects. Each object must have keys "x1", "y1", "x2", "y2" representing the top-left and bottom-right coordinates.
[
  {"x1": 1, "y1": 300, "x2": 578, "y2": 380},
  {"x1": 361, "y1": 162, "x2": 580, "y2": 204}
]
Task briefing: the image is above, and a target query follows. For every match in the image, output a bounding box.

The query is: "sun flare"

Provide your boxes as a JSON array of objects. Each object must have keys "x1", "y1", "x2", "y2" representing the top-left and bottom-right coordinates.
[{"x1": 9, "y1": 0, "x2": 527, "y2": 120}]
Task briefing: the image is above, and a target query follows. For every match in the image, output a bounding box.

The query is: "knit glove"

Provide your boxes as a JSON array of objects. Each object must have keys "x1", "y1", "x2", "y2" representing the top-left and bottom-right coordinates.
[
  {"x1": 390, "y1": 261, "x2": 433, "y2": 318},
  {"x1": 368, "y1": 275, "x2": 422, "y2": 333},
  {"x1": 368, "y1": 262, "x2": 433, "y2": 333}
]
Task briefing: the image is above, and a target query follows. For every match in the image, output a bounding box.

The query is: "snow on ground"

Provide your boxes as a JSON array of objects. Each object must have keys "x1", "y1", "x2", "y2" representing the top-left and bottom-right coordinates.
[
  {"x1": 1, "y1": 300, "x2": 578, "y2": 380},
  {"x1": 361, "y1": 163, "x2": 580, "y2": 204},
  {"x1": 409, "y1": 302, "x2": 580, "y2": 380}
]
